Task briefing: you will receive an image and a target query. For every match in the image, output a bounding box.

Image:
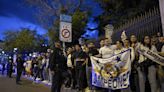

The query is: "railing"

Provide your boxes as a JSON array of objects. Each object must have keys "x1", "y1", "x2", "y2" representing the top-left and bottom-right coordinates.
[{"x1": 112, "y1": 7, "x2": 162, "y2": 42}]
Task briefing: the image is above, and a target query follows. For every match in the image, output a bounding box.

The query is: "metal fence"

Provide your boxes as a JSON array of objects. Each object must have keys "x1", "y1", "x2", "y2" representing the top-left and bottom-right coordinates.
[{"x1": 112, "y1": 7, "x2": 162, "y2": 42}]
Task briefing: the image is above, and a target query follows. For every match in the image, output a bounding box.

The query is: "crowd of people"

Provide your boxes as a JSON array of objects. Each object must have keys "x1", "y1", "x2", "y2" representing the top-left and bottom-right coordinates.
[{"x1": 0, "y1": 33, "x2": 164, "y2": 92}]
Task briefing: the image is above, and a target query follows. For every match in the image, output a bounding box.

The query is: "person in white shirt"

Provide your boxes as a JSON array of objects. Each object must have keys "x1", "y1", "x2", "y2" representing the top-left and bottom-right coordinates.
[
  {"x1": 99, "y1": 38, "x2": 115, "y2": 58},
  {"x1": 67, "y1": 48, "x2": 73, "y2": 68},
  {"x1": 97, "y1": 38, "x2": 115, "y2": 92}
]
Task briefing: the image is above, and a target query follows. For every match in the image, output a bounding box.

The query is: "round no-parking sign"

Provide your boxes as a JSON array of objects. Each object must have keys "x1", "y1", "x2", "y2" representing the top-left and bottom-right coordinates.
[{"x1": 62, "y1": 29, "x2": 70, "y2": 38}]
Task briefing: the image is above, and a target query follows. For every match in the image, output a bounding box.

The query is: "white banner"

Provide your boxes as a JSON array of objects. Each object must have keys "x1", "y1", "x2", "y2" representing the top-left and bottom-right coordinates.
[
  {"x1": 91, "y1": 49, "x2": 131, "y2": 90},
  {"x1": 138, "y1": 47, "x2": 164, "y2": 66}
]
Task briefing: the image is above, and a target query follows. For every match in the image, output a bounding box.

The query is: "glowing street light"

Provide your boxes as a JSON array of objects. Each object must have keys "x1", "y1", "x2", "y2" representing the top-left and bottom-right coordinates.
[{"x1": 2, "y1": 51, "x2": 4, "y2": 54}]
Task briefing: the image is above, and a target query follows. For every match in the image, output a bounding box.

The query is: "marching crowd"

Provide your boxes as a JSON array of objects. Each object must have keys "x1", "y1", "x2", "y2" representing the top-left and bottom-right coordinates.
[{"x1": 0, "y1": 33, "x2": 164, "y2": 92}]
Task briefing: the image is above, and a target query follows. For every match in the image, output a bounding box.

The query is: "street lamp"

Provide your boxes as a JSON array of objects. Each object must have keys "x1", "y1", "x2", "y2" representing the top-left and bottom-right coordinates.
[{"x1": 2, "y1": 51, "x2": 4, "y2": 54}]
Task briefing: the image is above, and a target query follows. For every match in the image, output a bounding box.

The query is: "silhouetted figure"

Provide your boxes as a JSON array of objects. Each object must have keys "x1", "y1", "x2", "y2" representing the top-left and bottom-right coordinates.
[
  {"x1": 7, "y1": 57, "x2": 13, "y2": 78},
  {"x1": 16, "y1": 54, "x2": 24, "y2": 85},
  {"x1": 50, "y1": 41, "x2": 67, "y2": 92}
]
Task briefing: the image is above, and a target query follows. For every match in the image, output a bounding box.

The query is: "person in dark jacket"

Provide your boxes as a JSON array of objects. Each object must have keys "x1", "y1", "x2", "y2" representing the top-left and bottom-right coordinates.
[
  {"x1": 49, "y1": 41, "x2": 67, "y2": 92},
  {"x1": 86, "y1": 41, "x2": 99, "y2": 90},
  {"x1": 16, "y1": 54, "x2": 24, "y2": 85},
  {"x1": 7, "y1": 56, "x2": 13, "y2": 78},
  {"x1": 130, "y1": 35, "x2": 140, "y2": 92},
  {"x1": 73, "y1": 44, "x2": 88, "y2": 91},
  {"x1": 1, "y1": 56, "x2": 6, "y2": 75}
]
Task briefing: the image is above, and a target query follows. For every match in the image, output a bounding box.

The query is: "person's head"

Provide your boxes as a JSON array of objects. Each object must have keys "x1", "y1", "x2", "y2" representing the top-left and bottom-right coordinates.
[
  {"x1": 81, "y1": 44, "x2": 88, "y2": 52},
  {"x1": 116, "y1": 41, "x2": 123, "y2": 49},
  {"x1": 143, "y1": 36, "x2": 151, "y2": 45},
  {"x1": 87, "y1": 42, "x2": 95, "y2": 49},
  {"x1": 78, "y1": 37, "x2": 85, "y2": 46},
  {"x1": 104, "y1": 38, "x2": 111, "y2": 46},
  {"x1": 42, "y1": 54, "x2": 46, "y2": 59},
  {"x1": 27, "y1": 56, "x2": 31, "y2": 61},
  {"x1": 45, "y1": 52, "x2": 49, "y2": 58},
  {"x1": 50, "y1": 49, "x2": 53, "y2": 53},
  {"x1": 66, "y1": 47, "x2": 72, "y2": 55},
  {"x1": 47, "y1": 49, "x2": 51, "y2": 53},
  {"x1": 99, "y1": 39, "x2": 105, "y2": 47},
  {"x1": 18, "y1": 54, "x2": 22, "y2": 58},
  {"x1": 130, "y1": 35, "x2": 137, "y2": 43},
  {"x1": 157, "y1": 32, "x2": 161, "y2": 37},
  {"x1": 159, "y1": 36, "x2": 164, "y2": 43},
  {"x1": 75, "y1": 44, "x2": 81, "y2": 51},
  {"x1": 151, "y1": 35, "x2": 158, "y2": 45},
  {"x1": 71, "y1": 46, "x2": 75, "y2": 52},
  {"x1": 123, "y1": 39, "x2": 130, "y2": 48},
  {"x1": 38, "y1": 55, "x2": 43, "y2": 61},
  {"x1": 142, "y1": 36, "x2": 151, "y2": 49},
  {"x1": 54, "y1": 41, "x2": 61, "y2": 48},
  {"x1": 84, "y1": 46, "x2": 89, "y2": 53}
]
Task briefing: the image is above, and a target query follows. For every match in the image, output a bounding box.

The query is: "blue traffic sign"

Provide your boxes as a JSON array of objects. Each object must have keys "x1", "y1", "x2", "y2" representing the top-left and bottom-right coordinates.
[{"x1": 60, "y1": 14, "x2": 72, "y2": 22}]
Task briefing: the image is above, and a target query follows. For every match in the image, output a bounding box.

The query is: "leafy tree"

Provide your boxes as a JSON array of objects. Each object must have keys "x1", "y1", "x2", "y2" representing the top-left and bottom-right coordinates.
[
  {"x1": 47, "y1": 27, "x2": 59, "y2": 47},
  {"x1": 3, "y1": 29, "x2": 46, "y2": 53},
  {"x1": 3, "y1": 31, "x2": 18, "y2": 51},
  {"x1": 26, "y1": 0, "x2": 91, "y2": 44},
  {"x1": 72, "y1": 11, "x2": 88, "y2": 43},
  {"x1": 14, "y1": 29, "x2": 35, "y2": 51}
]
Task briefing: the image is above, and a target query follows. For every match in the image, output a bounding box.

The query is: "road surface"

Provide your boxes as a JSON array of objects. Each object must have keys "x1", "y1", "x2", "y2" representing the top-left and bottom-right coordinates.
[{"x1": 0, "y1": 75, "x2": 51, "y2": 92}]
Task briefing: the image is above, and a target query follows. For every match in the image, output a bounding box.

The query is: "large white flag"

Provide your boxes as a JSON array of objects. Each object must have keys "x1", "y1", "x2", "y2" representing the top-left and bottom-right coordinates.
[{"x1": 91, "y1": 49, "x2": 131, "y2": 90}]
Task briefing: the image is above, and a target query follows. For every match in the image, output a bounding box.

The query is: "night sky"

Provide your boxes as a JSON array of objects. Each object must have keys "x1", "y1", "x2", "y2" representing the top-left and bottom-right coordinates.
[
  {"x1": 0, "y1": 0, "x2": 47, "y2": 39},
  {"x1": 0, "y1": 0, "x2": 103, "y2": 39}
]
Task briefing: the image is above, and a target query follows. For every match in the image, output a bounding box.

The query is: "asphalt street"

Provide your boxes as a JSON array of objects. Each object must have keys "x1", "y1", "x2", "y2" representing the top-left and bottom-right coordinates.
[{"x1": 0, "y1": 75, "x2": 51, "y2": 92}]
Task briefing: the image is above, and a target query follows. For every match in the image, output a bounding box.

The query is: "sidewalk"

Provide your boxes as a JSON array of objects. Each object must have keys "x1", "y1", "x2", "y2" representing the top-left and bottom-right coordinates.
[{"x1": 0, "y1": 71, "x2": 93, "y2": 92}]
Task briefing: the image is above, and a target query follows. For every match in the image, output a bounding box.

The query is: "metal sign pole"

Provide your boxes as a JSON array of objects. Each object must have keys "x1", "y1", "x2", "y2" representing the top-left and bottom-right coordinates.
[{"x1": 63, "y1": 42, "x2": 66, "y2": 56}]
